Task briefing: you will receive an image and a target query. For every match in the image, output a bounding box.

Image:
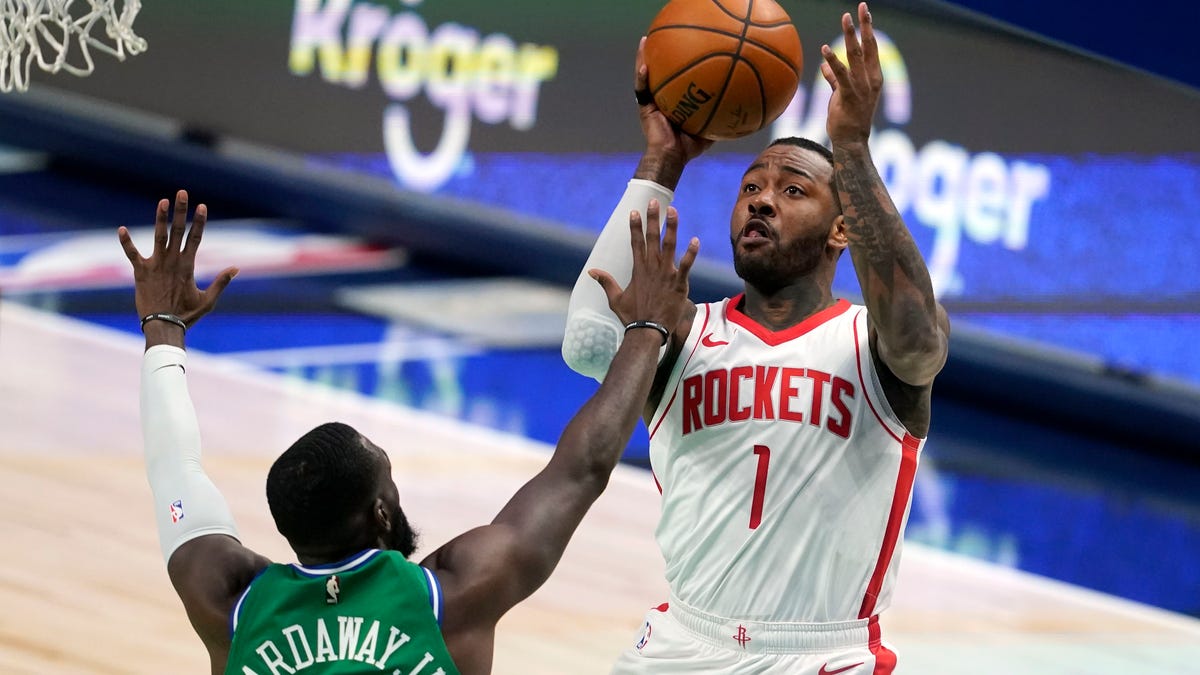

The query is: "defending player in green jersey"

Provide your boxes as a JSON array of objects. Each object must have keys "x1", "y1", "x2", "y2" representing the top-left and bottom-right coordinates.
[{"x1": 120, "y1": 189, "x2": 697, "y2": 674}]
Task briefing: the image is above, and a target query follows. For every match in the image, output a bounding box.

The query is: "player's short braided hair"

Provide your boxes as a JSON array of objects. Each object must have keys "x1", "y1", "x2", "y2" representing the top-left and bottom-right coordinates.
[
  {"x1": 768, "y1": 136, "x2": 833, "y2": 163},
  {"x1": 267, "y1": 422, "x2": 384, "y2": 551}
]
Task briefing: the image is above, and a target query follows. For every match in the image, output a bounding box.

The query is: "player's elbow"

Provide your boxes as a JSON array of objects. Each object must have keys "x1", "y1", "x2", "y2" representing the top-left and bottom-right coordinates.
[
  {"x1": 881, "y1": 328, "x2": 949, "y2": 386},
  {"x1": 561, "y1": 343, "x2": 606, "y2": 382},
  {"x1": 579, "y1": 454, "x2": 619, "y2": 492},
  {"x1": 879, "y1": 304, "x2": 951, "y2": 383},
  {"x1": 562, "y1": 312, "x2": 622, "y2": 381}
]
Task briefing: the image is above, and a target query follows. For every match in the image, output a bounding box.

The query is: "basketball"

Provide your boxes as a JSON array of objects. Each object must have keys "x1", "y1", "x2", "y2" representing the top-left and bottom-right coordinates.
[{"x1": 644, "y1": 0, "x2": 803, "y2": 140}]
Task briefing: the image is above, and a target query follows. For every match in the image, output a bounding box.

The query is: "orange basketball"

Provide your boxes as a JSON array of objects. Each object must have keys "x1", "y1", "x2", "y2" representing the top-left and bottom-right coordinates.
[{"x1": 644, "y1": 0, "x2": 803, "y2": 140}]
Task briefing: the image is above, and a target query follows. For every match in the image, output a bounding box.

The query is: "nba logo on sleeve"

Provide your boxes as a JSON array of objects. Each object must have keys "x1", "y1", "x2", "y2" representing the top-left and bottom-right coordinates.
[{"x1": 169, "y1": 499, "x2": 184, "y2": 523}]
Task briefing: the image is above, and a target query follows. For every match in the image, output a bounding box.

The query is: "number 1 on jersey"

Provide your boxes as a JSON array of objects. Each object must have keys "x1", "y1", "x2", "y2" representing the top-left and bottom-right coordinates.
[{"x1": 749, "y1": 444, "x2": 770, "y2": 529}]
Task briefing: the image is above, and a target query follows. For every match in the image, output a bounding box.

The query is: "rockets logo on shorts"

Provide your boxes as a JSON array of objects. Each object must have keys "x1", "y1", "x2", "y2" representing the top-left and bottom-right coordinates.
[
  {"x1": 732, "y1": 625, "x2": 751, "y2": 648},
  {"x1": 169, "y1": 499, "x2": 185, "y2": 523}
]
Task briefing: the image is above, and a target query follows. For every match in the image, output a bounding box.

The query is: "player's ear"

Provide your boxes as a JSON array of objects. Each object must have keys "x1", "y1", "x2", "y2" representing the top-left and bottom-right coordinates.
[
  {"x1": 828, "y1": 214, "x2": 848, "y2": 253},
  {"x1": 373, "y1": 498, "x2": 391, "y2": 533}
]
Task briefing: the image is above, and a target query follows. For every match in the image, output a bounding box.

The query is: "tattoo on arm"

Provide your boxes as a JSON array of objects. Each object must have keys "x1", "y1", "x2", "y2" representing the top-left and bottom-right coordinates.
[{"x1": 834, "y1": 147, "x2": 938, "y2": 330}]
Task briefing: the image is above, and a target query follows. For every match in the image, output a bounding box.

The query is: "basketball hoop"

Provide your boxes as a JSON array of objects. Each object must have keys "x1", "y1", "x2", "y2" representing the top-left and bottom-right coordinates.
[{"x1": 0, "y1": 0, "x2": 147, "y2": 93}]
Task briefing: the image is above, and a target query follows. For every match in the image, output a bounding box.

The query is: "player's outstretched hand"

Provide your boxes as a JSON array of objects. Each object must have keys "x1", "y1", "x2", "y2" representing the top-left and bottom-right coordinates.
[
  {"x1": 117, "y1": 190, "x2": 238, "y2": 330},
  {"x1": 820, "y1": 2, "x2": 882, "y2": 145},
  {"x1": 590, "y1": 198, "x2": 698, "y2": 338}
]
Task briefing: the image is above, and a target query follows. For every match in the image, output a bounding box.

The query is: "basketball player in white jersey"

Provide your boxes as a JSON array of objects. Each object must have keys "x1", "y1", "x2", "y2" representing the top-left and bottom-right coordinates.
[{"x1": 563, "y1": 4, "x2": 950, "y2": 673}]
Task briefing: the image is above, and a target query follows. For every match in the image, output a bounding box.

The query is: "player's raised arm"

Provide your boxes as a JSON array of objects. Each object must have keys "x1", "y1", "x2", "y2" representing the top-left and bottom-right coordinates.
[
  {"x1": 820, "y1": 3, "x2": 949, "y2": 386},
  {"x1": 562, "y1": 38, "x2": 711, "y2": 383},
  {"x1": 427, "y1": 203, "x2": 698, "y2": 635},
  {"x1": 118, "y1": 191, "x2": 268, "y2": 661}
]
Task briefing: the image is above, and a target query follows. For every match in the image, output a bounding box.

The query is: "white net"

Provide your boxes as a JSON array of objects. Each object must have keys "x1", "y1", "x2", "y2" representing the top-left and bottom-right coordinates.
[{"x1": 0, "y1": 0, "x2": 146, "y2": 93}]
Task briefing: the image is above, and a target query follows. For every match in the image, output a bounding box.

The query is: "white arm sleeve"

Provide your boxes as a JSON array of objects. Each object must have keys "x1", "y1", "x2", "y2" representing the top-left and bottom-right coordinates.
[
  {"x1": 562, "y1": 178, "x2": 675, "y2": 381},
  {"x1": 142, "y1": 345, "x2": 239, "y2": 564}
]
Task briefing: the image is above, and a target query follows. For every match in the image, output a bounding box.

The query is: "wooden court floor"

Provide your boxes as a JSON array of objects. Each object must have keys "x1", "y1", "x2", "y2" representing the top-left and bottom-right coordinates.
[{"x1": 2, "y1": 301, "x2": 1198, "y2": 674}]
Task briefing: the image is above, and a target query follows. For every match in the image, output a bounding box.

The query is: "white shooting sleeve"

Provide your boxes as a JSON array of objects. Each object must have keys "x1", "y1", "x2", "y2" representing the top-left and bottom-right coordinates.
[
  {"x1": 142, "y1": 345, "x2": 239, "y2": 564},
  {"x1": 562, "y1": 178, "x2": 675, "y2": 381}
]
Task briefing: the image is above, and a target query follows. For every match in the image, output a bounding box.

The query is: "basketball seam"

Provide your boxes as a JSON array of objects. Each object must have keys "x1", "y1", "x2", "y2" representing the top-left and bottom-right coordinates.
[
  {"x1": 645, "y1": 26, "x2": 798, "y2": 76},
  {"x1": 705, "y1": 0, "x2": 752, "y2": 24},
  {"x1": 724, "y1": 58, "x2": 769, "y2": 134},
  {"x1": 643, "y1": 19, "x2": 792, "y2": 31},
  {"x1": 646, "y1": 24, "x2": 742, "y2": 38},
  {"x1": 703, "y1": 0, "x2": 793, "y2": 28},
  {"x1": 695, "y1": 0, "x2": 753, "y2": 137},
  {"x1": 646, "y1": 23, "x2": 794, "y2": 37},
  {"x1": 749, "y1": 58, "x2": 769, "y2": 132},
  {"x1": 652, "y1": 54, "x2": 739, "y2": 100},
  {"x1": 645, "y1": 22, "x2": 790, "y2": 36},
  {"x1": 740, "y1": 36, "x2": 800, "y2": 75}
]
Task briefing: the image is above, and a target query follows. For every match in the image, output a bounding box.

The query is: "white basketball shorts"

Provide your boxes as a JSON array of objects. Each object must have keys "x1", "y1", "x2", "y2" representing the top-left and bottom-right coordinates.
[{"x1": 610, "y1": 599, "x2": 897, "y2": 675}]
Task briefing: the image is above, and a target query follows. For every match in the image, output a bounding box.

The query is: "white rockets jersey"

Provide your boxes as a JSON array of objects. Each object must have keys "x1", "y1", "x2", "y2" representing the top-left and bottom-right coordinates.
[{"x1": 646, "y1": 295, "x2": 924, "y2": 623}]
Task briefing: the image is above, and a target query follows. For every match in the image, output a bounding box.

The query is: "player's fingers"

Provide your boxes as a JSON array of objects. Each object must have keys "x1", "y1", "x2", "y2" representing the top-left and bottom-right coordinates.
[
  {"x1": 204, "y1": 266, "x2": 239, "y2": 304},
  {"x1": 628, "y1": 208, "x2": 647, "y2": 262},
  {"x1": 589, "y1": 269, "x2": 622, "y2": 308},
  {"x1": 644, "y1": 199, "x2": 663, "y2": 256},
  {"x1": 819, "y1": 60, "x2": 838, "y2": 90},
  {"x1": 676, "y1": 237, "x2": 700, "y2": 283},
  {"x1": 153, "y1": 198, "x2": 169, "y2": 253},
  {"x1": 635, "y1": 36, "x2": 648, "y2": 90},
  {"x1": 859, "y1": 4, "x2": 875, "y2": 54},
  {"x1": 183, "y1": 203, "x2": 207, "y2": 260},
  {"x1": 117, "y1": 226, "x2": 142, "y2": 265},
  {"x1": 661, "y1": 206, "x2": 679, "y2": 260},
  {"x1": 841, "y1": 12, "x2": 862, "y2": 68},
  {"x1": 634, "y1": 37, "x2": 657, "y2": 109},
  {"x1": 821, "y1": 44, "x2": 851, "y2": 88},
  {"x1": 859, "y1": 3, "x2": 881, "y2": 88},
  {"x1": 170, "y1": 190, "x2": 188, "y2": 253}
]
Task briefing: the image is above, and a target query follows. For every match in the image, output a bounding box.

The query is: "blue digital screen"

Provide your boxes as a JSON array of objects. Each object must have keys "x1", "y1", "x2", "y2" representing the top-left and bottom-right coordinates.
[{"x1": 315, "y1": 150, "x2": 1200, "y2": 390}]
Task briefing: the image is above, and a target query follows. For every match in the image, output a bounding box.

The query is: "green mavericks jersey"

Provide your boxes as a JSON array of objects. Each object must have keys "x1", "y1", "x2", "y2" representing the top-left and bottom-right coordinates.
[{"x1": 226, "y1": 549, "x2": 460, "y2": 675}]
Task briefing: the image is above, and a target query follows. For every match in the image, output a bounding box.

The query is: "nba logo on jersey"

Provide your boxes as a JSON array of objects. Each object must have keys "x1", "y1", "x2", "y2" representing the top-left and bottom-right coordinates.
[
  {"x1": 169, "y1": 499, "x2": 184, "y2": 523},
  {"x1": 325, "y1": 575, "x2": 340, "y2": 604},
  {"x1": 635, "y1": 620, "x2": 652, "y2": 651}
]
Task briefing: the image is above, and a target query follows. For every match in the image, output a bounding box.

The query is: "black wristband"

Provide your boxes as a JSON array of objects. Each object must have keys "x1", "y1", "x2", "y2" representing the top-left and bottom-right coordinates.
[
  {"x1": 624, "y1": 320, "x2": 669, "y2": 345},
  {"x1": 140, "y1": 313, "x2": 187, "y2": 333}
]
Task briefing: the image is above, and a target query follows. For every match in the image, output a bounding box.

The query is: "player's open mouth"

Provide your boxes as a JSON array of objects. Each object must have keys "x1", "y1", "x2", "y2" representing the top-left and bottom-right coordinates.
[{"x1": 739, "y1": 219, "x2": 773, "y2": 242}]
